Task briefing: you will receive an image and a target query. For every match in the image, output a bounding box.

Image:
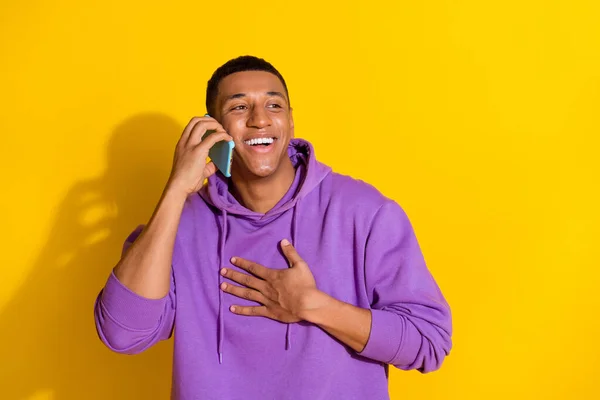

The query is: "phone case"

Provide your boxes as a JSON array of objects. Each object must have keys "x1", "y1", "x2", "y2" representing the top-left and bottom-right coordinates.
[{"x1": 202, "y1": 130, "x2": 235, "y2": 177}]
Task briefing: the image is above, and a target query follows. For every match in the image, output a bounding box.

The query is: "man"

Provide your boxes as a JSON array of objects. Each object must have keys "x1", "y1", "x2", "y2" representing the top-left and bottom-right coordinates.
[{"x1": 94, "y1": 55, "x2": 452, "y2": 400}]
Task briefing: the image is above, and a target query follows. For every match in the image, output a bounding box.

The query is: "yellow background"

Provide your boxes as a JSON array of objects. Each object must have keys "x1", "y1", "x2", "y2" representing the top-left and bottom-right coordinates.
[{"x1": 1, "y1": 1, "x2": 599, "y2": 399}]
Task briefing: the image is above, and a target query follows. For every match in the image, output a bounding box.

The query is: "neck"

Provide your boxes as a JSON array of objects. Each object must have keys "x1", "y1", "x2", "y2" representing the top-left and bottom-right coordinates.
[{"x1": 230, "y1": 157, "x2": 296, "y2": 214}]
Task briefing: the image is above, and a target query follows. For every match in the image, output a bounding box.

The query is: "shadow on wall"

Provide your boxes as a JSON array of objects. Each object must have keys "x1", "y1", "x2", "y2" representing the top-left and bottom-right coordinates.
[{"x1": 0, "y1": 113, "x2": 182, "y2": 399}]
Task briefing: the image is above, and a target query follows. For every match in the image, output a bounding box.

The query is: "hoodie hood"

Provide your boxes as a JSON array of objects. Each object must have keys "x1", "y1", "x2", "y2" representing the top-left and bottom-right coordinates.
[
  {"x1": 199, "y1": 138, "x2": 331, "y2": 218},
  {"x1": 198, "y1": 138, "x2": 331, "y2": 363}
]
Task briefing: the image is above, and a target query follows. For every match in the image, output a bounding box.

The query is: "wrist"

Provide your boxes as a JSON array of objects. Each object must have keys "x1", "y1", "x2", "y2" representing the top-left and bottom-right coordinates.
[
  {"x1": 164, "y1": 180, "x2": 191, "y2": 203},
  {"x1": 297, "y1": 289, "x2": 336, "y2": 324}
]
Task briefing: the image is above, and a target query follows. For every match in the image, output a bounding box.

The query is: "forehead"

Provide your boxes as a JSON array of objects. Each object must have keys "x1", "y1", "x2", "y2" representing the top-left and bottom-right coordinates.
[{"x1": 217, "y1": 71, "x2": 286, "y2": 98}]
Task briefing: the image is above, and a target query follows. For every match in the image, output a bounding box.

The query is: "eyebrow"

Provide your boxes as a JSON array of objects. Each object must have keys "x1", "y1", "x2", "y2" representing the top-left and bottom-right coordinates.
[{"x1": 224, "y1": 91, "x2": 288, "y2": 102}]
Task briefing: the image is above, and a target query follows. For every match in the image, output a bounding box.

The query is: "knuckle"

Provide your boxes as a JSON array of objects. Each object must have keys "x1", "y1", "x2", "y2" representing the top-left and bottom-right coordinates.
[
  {"x1": 243, "y1": 289, "x2": 254, "y2": 300},
  {"x1": 182, "y1": 119, "x2": 198, "y2": 133},
  {"x1": 268, "y1": 289, "x2": 279, "y2": 302},
  {"x1": 190, "y1": 146, "x2": 204, "y2": 156},
  {"x1": 271, "y1": 272, "x2": 282, "y2": 283}
]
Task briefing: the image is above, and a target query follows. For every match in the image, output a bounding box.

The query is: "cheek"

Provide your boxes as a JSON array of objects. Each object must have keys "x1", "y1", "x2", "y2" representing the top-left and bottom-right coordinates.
[
  {"x1": 222, "y1": 116, "x2": 247, "y2": 135},
  {"x1": 273, "y1": 118, "x2": 291, "y2": 135}
]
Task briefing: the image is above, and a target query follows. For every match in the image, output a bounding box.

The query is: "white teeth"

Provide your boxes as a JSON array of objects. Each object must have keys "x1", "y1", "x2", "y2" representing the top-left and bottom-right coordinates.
[{"x1": 244, "y1": 137, "x2": 275, "y2": 146}]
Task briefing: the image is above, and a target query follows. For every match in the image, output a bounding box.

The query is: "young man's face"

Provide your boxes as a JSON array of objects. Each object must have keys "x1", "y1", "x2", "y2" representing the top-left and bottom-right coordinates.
[{"x1": 214, "y1": 71, "x2": 294, "y2": 179}]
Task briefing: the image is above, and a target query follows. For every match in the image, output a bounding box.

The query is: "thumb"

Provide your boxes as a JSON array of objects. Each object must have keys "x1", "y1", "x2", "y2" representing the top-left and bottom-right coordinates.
[
  {"x1": 280, "y1": 239, "x2": 304, "y2": 268},
  {"x1": 203, "y1": 161, "x2": 218, "y2": 179}
]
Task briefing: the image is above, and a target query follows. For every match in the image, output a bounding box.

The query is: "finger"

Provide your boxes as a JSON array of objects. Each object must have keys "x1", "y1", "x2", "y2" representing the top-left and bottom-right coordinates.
[
  {"x1": 220, "y1": 282, "x2": 269, "y2": 305},
  {"x1": 195, "y1": 131, "x2": 234, "y2": 151},
  {"x1": 187, "y1": 121, "x2": 230, "y2": 148},
  {"x1": 230, "y1": 257, "x2": 272, "y2": 280},
  {"x1": 229, "y1": 305, "x2": 270, "y2": 318},
  {"x1": 280, "y1": 239, "x2": 304, "y2": 267},
  {"x1": 190, "y1": 132, "x2": 233, "y2": 164},
  {"x1": 179, "y1": 117, "x2": 202, "y2": 146},
  {"x1": 220, "y1": 268, "x2": 267, "y2": 292},
  {"x1": 203, "y1": 161, "x2": 217, "y2": 179},
  {"x1": 179, "y1": 116, "x2": 216, "y2": 147}
]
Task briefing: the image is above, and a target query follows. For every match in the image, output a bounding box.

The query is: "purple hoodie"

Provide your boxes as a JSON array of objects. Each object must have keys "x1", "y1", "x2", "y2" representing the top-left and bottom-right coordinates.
[{"x1": 94, "y1": 138, "x2": 452, "y2": 399}]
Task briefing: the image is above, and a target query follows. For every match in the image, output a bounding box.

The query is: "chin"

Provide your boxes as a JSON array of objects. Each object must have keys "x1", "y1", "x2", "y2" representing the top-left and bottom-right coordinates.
[
  {"x1": 249, "y1": 163, "x2": 277, "y2": 178},
  {"x1": 233, "y1": 149, "x2": 289, "y2": 179},
  {"x1": 231, "y1": 159, "x2": 274, "y2": 179}
]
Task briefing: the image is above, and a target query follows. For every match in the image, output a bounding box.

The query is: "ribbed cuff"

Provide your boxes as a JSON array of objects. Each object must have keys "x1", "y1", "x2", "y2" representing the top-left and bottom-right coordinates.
[
  {"x1": 99, "y1": 271, "x2": 168, "y2": 331},
  {"x1": 358, "y1": 309, "x2": 420, "y2": 366}
]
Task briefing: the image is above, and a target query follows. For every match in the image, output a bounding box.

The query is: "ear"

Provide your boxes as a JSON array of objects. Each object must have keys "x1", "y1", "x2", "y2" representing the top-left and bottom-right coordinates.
[{"x1": 289, "y1": 107, "x2": 295, "y2": 138}]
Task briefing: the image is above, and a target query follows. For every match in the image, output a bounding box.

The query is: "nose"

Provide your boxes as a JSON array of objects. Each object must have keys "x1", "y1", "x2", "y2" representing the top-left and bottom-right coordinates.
[{"x1": 247, "y1": 106, "x2": 271, "y2": 129}]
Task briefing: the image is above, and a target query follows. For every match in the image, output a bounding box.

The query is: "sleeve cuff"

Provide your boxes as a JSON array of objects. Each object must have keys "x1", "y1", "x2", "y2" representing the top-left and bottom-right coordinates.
[
  {"x1": 99, "y1": 271, "x2": 169, "y2": 331},
  {"x1": 358, "y1": 309, "x2": 421, "y2": 366}
]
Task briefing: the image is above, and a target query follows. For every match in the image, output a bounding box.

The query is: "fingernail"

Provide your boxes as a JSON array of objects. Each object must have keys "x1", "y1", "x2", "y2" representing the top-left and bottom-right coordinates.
[
  {"x1": 230, "y1": 257, "x2": 237, "y2": 263},
  {"x1": 220, "y1": 268, "x2": 227, "y2": 275},
  {"x1": 221, "y1": 282, "x2": 227, "y2": 290},
  {"x1": 204, "y1": 113, "x2": 211, "y2": 117},
  {"x1": 230, "y1": 306, "x2": 236, "y2": 312},
  {"x1": 281, "y1": 239, "x2": 290, "y2": 246}
]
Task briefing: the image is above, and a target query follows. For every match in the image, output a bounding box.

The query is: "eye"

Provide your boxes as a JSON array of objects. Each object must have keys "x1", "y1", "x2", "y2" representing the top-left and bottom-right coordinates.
[
  {"x1": 267, "y1": 103, "x2": 283, "y2": 109},
  {"x1": 230, "y1": 105, "x2": 247, "y2": 111}
]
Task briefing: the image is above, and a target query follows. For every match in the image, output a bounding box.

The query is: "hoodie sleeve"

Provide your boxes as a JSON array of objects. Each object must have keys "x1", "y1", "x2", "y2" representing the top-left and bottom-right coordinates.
[
  {"x1": 357, "y1": 200, "x2": 452, "y2": 373},
  {"x1": 93, "y1": 225, "x2": 176, "y2": 354}
]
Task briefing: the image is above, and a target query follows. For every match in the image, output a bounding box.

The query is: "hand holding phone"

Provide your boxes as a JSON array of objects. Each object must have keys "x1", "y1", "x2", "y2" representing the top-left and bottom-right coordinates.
[{"x1": 167, "y1": 116, "x2": 234, "y2": 196}]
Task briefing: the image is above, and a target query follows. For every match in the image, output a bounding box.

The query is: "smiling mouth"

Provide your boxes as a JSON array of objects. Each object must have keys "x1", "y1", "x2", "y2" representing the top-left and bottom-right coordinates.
[{"x1": 244, "y1": 137, "x2": 277, "y2": 147}]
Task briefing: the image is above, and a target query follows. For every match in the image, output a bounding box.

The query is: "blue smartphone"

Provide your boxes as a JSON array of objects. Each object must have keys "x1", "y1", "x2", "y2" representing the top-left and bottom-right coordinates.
[{"x1": 201, "y1": 127, "x2": 235, "y2": 178}]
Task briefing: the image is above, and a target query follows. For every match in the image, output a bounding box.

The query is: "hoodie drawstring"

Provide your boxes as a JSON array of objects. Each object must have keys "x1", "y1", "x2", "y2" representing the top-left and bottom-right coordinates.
[
  {"x1": 286, "y1": 199, "x2": 300, "y2": 350},
  {"x1": 218, "y1": 200, "x2": 301, "y2": 362},
  {"x1": 218, "y1": 209, "x2": 228, "y2": 364}
]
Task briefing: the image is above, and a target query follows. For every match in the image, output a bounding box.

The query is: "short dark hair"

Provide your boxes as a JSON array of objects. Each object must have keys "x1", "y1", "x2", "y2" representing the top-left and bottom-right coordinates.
[{"x1": 205, "y1": 55, "x2": 290, "y2": 116}]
